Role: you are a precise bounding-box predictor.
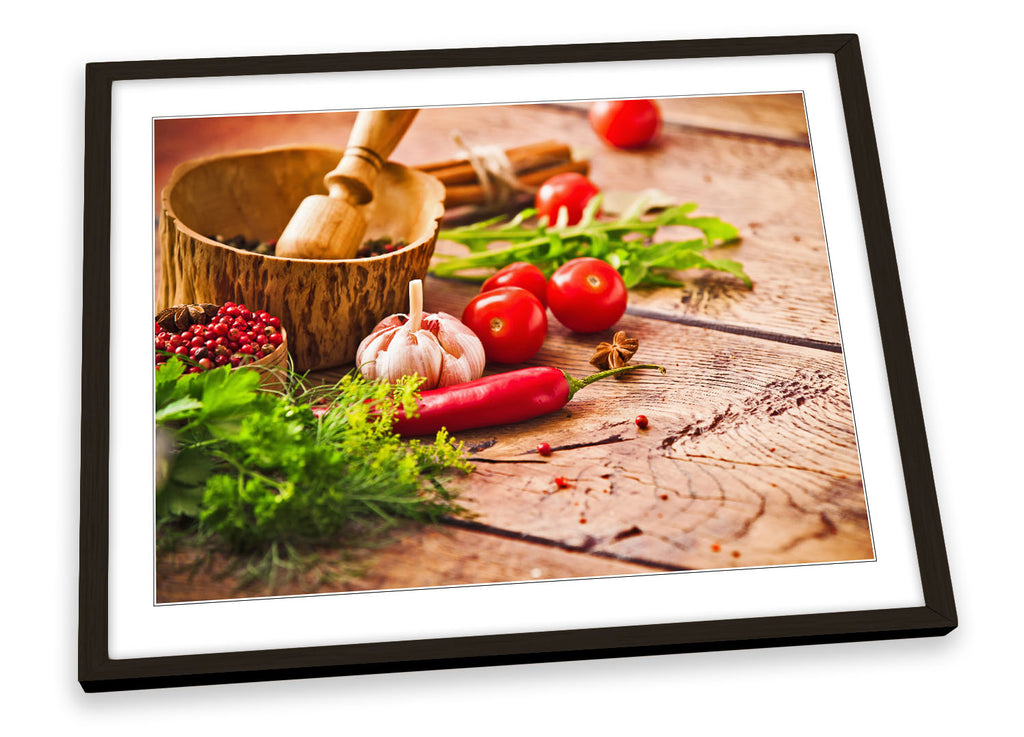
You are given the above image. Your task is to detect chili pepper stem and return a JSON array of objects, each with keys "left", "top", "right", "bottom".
[{"left": 563, "top": 364, "right": 666, "bottom": 399}]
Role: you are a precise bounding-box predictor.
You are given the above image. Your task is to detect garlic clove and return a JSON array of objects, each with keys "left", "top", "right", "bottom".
[
  {"left": 372, "top": 327, "right": 444, "bottom": 389},
  {"left": 355, "top": 324, "right": 401, "bottom": 381},
  {"left": 438, "top": 352, "right": 481, "bottom": 387},
  {"left": 430, "top": 312, "right": 486, "bottom": 387},
  {"left": 371, "top": 313, "right": 408, "bottom": 332}
]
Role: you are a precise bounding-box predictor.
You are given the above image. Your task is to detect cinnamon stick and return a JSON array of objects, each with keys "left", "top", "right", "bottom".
[
  {"left": 417, "top": 140, "right": 573, "bottom": 186},
  {"left": 414, "top": 139, "right": 589, "bottom": 208},
  {"left": 441, "top": 159, "right": 590, "bottom": 208}
]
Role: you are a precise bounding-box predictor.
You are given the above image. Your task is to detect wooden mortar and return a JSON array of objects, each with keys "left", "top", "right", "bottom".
[{"left": 158, "top": 145, "right": 445, "bottom": 371}]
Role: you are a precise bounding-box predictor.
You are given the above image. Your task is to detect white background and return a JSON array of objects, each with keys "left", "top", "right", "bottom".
[{"left": 1, "top": 1, "right": 1019, "bottom": 733}]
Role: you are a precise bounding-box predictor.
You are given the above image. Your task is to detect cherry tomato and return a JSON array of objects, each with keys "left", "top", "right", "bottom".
[
  {"left": 588, "top": 99, "right": 662, "bottom": 149},
  {"left": 534, "top": 172, "right": 600, "bottom": 226},
  {"left": 461, "top": 286, "right": 547, "bottom": 364},
  {"left": 546, "top": 257, "right": 627, "bottom": 333},
  {"left": 481, "top": 262, "right": 548, "bottom": 306}
]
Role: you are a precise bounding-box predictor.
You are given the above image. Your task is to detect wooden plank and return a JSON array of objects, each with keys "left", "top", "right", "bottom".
[
  {"left": 156, "top": 523, "right": 658, "bottom": 602},
  {"left": 657, "top": 93, "right": 810, "bottom": 144},
  {"left": 449, "top": 452, "right": 868, "bottom": 572},
  {"left": 316, "top": 293, "right": 870, "bottom": 571},
  {"left": 153, "top": 94, "right": 809, "bottom": 201},
  {"left": 431, "top": 219, "right": 840, "bottom": 349},
  {"left": 562, "top": 93, "right": 810, "bottom": 144},
  {"left": 408, "top": 104, "right": 836, "bottom": 343},
  {"left": 155, "top": 97, "right": 838, "bottom": 343}
]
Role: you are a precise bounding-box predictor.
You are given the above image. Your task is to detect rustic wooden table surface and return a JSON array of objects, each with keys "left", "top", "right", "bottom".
[{"left": 154, "top": 94, "right": 872, "bottom": 602}]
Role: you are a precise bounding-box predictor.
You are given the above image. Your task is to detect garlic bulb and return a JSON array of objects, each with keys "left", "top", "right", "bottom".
[{"left": 356, "top": 279, "right": 486, "bottom": 389}]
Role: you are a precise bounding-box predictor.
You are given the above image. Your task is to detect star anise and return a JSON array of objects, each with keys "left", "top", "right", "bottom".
[
  {"left": 155, "top": 303, "right": 219, "bottom": 333},
  {"left": 589, "top": 331, "right": 640, "bottom": 370}
]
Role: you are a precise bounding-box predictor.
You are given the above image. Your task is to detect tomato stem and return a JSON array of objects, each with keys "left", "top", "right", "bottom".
[{"left": 563, "top": 363, "right": 666, "bottom": 400}]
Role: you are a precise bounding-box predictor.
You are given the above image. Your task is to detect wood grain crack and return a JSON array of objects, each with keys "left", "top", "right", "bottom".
[
  {"left": 543, "top": 102, "right": 813, "bottom": 149},
  {"left": 536, "top": 432, "right": 630, "bottom": 454},
  {"left": 439, "top": 516, "right": 684, "bottom": 572},
  {"left": 625, "top": 305, "right": 842, "bottom": 353},
  {"left": 674, "top": 453, "right": 853, "bottom": 480}
]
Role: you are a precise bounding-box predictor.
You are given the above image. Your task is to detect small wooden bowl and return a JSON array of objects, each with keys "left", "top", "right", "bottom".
[
  {"left": 246, "top": 327, "right": 289, "bottom": 390},
  {"left": 155, "top": 304, "right": 289, "bottom": 389},
  {"left": 158, "top": 146, "right": 445, "bottom": 372}
]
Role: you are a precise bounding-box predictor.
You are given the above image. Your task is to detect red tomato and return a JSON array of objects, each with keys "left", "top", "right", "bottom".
[
  {"left": 588, "top": 99, "right": 662, "bottom": 149},
  {"left": 461, "top": 286, "right": 547, "bottom": 364},
  {"left": 534, "top": 172, "right": 600, "bottom": 226},
  {"left": 546, "top": 258, "right": 627, "bottom": 333},
  {"left": 481, "top": 262, "right": 548, "bottom": 306}
]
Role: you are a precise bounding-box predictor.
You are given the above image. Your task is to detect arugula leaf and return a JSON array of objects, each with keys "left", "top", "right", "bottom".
[
  {"left": 638, "top": 238, "right": 709, "bottom": 265},
  {"left": 703, "top": 257, "right": 752, "bottom": 288},
  {"left": 432, "top": 196, "right": 750, "bottom": 288},
  {"left": 647, "top": 250, "right": 753, "bottom": 288},
  {"left": 622, "top": 259, "right": 649, "bottom": 289},
  {"left": 679, "top": 216, "right": 740, "bottom": 242}
]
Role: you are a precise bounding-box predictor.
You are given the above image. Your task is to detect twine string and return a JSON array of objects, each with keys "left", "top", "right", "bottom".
[{"left": 451, "top": 131, "right": 536, "bottom": 208}]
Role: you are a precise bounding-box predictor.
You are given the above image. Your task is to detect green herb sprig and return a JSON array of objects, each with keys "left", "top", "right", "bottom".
[
  {"left": 155, "top": 358, "right": 471, "bottom": 559},
  {"left": 430, "top": 196, "right": 751, "bottom": 288}
]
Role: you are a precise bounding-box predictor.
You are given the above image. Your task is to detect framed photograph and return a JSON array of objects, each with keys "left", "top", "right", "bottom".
[{"left": 80, "top": 34, "right": 955, "bottom": 692}]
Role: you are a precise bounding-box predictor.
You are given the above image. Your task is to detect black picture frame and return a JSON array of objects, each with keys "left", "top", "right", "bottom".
[{"left": 80, "top": 33, "right": 955, "bottom": 693}]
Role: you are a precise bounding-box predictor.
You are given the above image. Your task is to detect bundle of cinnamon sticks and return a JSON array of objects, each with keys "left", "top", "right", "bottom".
[{"left": 414, "top": 139, "right": 589, "bottom": 209}]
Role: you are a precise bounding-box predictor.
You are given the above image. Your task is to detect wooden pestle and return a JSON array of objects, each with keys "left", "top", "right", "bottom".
[{"left": 275, "top": 109, "right": 419, "bottom": 260}]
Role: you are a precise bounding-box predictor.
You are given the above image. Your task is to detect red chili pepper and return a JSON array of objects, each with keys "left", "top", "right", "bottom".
[{"left": 390, "top": 363, "right": 665, "bottom": 437}]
